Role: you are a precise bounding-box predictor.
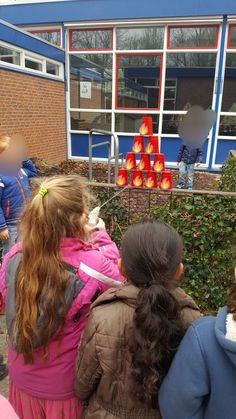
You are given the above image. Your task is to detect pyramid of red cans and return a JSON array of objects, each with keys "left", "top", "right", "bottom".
[{"left": 116, "top": 116, "right": 173, "bottom": 190}]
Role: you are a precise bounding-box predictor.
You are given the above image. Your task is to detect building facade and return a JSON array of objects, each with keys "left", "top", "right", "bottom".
[{"left": 1, "top": 0, "right": 236, "bottom": 170}]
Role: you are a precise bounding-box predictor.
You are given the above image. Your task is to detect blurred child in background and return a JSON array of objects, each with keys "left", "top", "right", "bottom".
[
  {"left": 176, "top": 144, "right": 202, "bottom": 190},
  {"left": 0, "top": 134, "right": 37, "bottom": 256}
]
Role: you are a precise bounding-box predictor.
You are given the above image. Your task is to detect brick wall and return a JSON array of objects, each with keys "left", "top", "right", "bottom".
[{"left": 0, "top": 68, "right": 67, "bottom": 164}]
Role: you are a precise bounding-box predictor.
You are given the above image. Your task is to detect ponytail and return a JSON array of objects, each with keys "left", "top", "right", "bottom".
[
  {"left": 129, "top": 283, "right": 184, "bottom": 403},
  {"left": 121, "top": 221, "right": 185, "bottom": 404}
]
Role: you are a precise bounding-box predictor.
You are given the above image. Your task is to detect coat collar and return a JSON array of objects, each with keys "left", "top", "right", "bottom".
[{"left": 91, "top": 282, "right": 200, "bottom": 312}]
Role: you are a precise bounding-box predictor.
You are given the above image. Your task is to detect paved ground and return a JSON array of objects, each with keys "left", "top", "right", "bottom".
[{"left": 0, "top": 314, "right": 8, "bottom": 398}]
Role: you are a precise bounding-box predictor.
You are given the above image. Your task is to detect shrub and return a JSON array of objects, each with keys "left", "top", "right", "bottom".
[
  {"left": 150, "top": 195, "right": 236, "bottom": 312},
  {"left": 219, "top": 155, "right": 236, "bottom": 192}
]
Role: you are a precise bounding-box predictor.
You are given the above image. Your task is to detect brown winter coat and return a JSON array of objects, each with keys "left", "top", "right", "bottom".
[{"left": 75, "top": 283, "right": 201, "bottom": 419}]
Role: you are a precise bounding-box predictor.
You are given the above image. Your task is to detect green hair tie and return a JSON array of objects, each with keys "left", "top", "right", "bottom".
[{"left": 38, "top": 187, "right": 48, "bottom": 197}]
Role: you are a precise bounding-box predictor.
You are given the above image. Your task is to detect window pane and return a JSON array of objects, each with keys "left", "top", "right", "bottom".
[
  {"left": 70, "top": 54, "right": 112, "bottom": 110},
  {"left": 229, "top": 26, "right": 236, "bottom": 47},
  {"left": 25, "top": 58, "right": 42, "bottom": 71},
  {"left": 46, "top": 61, "right": 60, "bottom": 76},
  {"left": 30, "top": 31, "right": 60, "bottom": 46},
  {"left": 162, "top": 114, "right": 184, "bottom": 134},
  {"left": 169, "top": 26, "right": 218, "bottom": 48},
  {"left": 117, "top": 27, "right": 164, "bottom": 50},
  {"left": 0, "top": 46, "right": 20, "bottom": 65},
  {"left": 117, "top": 55, "right": 161, "bottom": 109},
  {"left": 221, "top": 54, "right": 236, "bottom": 112},
  {"left": 71, "top": 111, "right": 111, "bottom": 131},
  {"left": 70, "top": 29, "right": 112, "bottom": 50},
  {"left": 115, "top": 114, "right": 159, "bottom": 133},
  {"left": 219, "top": 115, "right": 236, "bottom": 136},
  {"left": 165, "top": 53, "right": 216, "bottom": 110},
  {"left": 164, "top": 79, "right": 177, "bottom": 110}
]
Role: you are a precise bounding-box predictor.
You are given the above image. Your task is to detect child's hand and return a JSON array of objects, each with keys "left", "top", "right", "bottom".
[
  {"left": 85, "top": 218, "right": 105, "bottom": 234},
  {"left": 0, "top": 229, "right": 9, "bottom": 240}
]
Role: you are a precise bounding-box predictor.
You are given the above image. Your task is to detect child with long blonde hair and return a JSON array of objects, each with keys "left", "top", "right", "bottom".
[{"left": 0, "top": 175, "right": 123, "bottom": 419}]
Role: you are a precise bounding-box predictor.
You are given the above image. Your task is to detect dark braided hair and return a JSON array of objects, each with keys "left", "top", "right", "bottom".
[{"left": 121, "top": 221, "right": 185, "bottom": 404}]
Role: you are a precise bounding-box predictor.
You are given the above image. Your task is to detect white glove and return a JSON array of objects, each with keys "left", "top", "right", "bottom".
[
  {"left": 88, "top": 207, "right": 101, "bottom": 227},
  {"left": 96, "top": 218, "right": 105, "bottom": 230}
]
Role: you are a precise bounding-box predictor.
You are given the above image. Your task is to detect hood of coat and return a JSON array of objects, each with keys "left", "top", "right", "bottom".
[
  {"left": 215, "top": 306, "right": 236, "bottom": 367},
  {"left": 91, "top": 282, "right": 200, "bottom": 312}
]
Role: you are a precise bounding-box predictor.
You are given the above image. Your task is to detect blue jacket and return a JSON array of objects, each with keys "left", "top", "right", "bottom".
[
  {"left": 159, "top": 307, "right": 236, "bottom": 419},
  {"left": 177, "top": 145, "right": 202, "bottom": 165},
  {"left": 0, "top": 160, "right": 37, "bottom": 229}
]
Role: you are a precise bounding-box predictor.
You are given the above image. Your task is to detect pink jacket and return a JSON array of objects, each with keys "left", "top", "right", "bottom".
[{"left": 0, "top": 229, "right": 124, "bottom": 400}]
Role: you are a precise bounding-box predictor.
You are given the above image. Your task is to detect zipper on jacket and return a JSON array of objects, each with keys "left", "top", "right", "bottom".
[
  {"left": 15, "top": 177, "right": 27, "bottom": 204},
  {"left": 6, "top": 198, "right": 10, "bottom": 218}
]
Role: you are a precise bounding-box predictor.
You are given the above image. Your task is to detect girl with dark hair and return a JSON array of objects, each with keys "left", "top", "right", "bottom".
[{"left": 75, "top": 221, "right": 201, "bottom": 418}]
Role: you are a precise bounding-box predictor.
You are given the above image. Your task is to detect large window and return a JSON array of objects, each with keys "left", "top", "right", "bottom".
[
  {"left": 68, "top": 24, "right": 218, "bottom": 148},
  {"left": 116, "top": 54, "right": 162, "bottom": 109}
]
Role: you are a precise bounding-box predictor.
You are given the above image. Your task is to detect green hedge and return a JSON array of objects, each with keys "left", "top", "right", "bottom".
[
  {"left": 218, "top": 155, "right": 236, "bottom": 192},
  {"left": 149, "top": 195, "right": 235, "bottom": 312}
]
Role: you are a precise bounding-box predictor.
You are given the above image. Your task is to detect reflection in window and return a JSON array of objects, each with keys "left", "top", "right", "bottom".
[
  {"left": 29, "top": 30, "right": 60, "bottom": 46},
  {"left": 70, "top": 111, "right": 111, "bottom": 131},
  {"left": 117, "top": 55, "right": 161, "bottom": 109},
  {"left": 116, "top": 27, "right": 164, "bottom": 50},
  {"left": 162, "top": 114, "right": 184, "bottom": 135},
  {"left": 70, "top": 54, "right": 112, "bottom": 109},
  {"left": 168, "top": 26, "right": 218, "bottom": 48},
  {"left": 70, "top": 29, "right": 112, "bottom": 50},
  {"left": 221, "top": 53, "right": 236, "bottom": 112},
  {"left": 165, "top": 53, "right": 216, "bottom": 110},
  {"left": 0, "top": 46, "right": 20, "bottom": 65},
  {"left": 229, "top": 25, "right": 236, "bottom": 48},
  {"left": 219, "top": 115, "right": 236, "bottom": 137},
  {"left": 115, "top": 114, "right": 159, "bottom": 133},
  {"left": 25, "top": 58, "right": 42, "bottom": 71}
]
